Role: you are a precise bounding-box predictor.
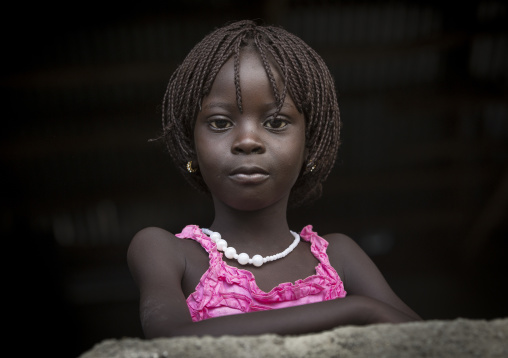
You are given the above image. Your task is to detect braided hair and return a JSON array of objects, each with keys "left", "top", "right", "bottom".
[{"left": 161, "top": 20, "right": 341, "bottom": 207}]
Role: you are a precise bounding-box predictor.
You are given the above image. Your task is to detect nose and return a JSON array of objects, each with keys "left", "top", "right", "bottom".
[{"left": 231, "top": 122, "right": 265, "bottom": 155}]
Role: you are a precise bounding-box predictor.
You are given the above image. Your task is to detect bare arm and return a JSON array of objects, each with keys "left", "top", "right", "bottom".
[
  {"left": 164, "top": 295, "right": 415, "bottom": 337},
  {"left": 128, "top": 227, "right": 419, "bottom": 339},
  {"left": 326, "top": 233, "right": 422, "bottom": 321}
]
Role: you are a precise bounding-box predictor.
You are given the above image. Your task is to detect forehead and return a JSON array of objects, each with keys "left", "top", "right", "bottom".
[{"left": 205, "top": 47, "right": 285, "bottom": 104}]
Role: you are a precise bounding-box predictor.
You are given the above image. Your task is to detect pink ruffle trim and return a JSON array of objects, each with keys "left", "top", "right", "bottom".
[{"left": 176, "top": 225, "right": 347, "bottom": 322}]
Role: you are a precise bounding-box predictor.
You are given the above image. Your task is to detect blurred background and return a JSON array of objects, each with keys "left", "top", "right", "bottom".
[{"left": 2, "top": 0, "right": 507, "bottom": 356}]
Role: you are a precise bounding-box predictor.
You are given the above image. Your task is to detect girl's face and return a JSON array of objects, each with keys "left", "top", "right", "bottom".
[{"left": 194, "top": 47, "right": 306, "bottom": 211}]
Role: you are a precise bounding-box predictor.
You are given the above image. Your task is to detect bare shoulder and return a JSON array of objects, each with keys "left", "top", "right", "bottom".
[
  {"left": 323, "top": 232, "right": 356, "bottom": 244},
  {"left": 127, "top": 226, "right": 209, "bottom": 290},
  {"left": 128, "top": 227, "right": 180, "bottom": 260},
  {"left": 321, "top": 232, "right": 371, "bottom": 284},
  {"left": 323, "top": 232, "right": 363, "bottom": 258},
  {"left": 127, "top": 227, "right": 187, "bottom": 284},
  {"left": 130, "top": 226, "right": 174, "bottom": 244}
]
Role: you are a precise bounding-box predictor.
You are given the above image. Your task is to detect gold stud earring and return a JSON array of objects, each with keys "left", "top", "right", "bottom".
[
  {"left": 307, "top": 161, "right": 316, "bottom": 173},
  {"left": 186, "top": 161, "right": 198, "bottom": 173}
]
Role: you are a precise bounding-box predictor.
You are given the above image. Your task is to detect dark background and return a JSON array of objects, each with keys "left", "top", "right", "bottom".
[{"left": 2, "top": 1, "right": 507, "bottom": 357}]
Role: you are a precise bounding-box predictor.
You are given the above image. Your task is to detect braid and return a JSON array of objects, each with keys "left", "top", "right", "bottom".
[
  {"left": 254, "top": 34, "right": 281, "bottom": 105},
  {"left": 161, "top": 20, "right": 341, "bottom": 206},
  {"left": 233, "top": 37, "right": 243, "bottom": 112}
]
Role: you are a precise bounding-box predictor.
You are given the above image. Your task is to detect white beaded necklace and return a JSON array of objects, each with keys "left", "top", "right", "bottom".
[{"left": 201, "top": 228, "right": 300, "bottom": 267}]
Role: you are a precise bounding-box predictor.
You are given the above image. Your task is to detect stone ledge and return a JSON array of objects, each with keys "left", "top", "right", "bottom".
[{"left": 80, "top": 318, "right": 508, "bottom": 358}]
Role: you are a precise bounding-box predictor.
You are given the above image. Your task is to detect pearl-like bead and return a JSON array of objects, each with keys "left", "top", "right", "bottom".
[
  {"left": 216, "top": 239, "right": 228, "bottom": 251},
  {"left": 224, "top": 247, "right": 237, "bottom": 259},
  {"left": 210, "top": 232, "right": 221, "bottom": 242},
  {"left": 251, "top": 254, "right": 264, "bottom": 267},
  {"left": 237, "top": 253, "right": 250, "bottom": 265}
]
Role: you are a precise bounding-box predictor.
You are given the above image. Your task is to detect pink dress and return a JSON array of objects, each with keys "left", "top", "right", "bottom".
[{"left": 176, "top": 225, "right": 347, "bottom": 322}]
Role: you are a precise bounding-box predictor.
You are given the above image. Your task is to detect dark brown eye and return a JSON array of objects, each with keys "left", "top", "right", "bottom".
[
  {"left": 264, "top": 117, "right": 288, "bottom": 129},
  {"left": 209, "top": 119, "right": 232, "bottom": 129}
]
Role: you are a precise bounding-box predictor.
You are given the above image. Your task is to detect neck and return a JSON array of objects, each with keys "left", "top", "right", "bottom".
[{"left": 208, "top": 196, "right": 293, "bottom": 252}]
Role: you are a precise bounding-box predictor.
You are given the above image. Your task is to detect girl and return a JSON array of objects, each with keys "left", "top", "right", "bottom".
[{"left": 127, "top": 20, "right": 421, "bottom": 338}]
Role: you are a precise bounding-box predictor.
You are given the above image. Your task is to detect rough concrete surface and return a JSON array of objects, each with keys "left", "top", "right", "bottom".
[{"left": 80, "top": 318, "right": 508, "bottom": 358}]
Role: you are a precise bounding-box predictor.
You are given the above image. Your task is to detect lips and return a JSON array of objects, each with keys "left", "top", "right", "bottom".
[{"left": 229, "top": 166, "right": 269, "bottom": 184}]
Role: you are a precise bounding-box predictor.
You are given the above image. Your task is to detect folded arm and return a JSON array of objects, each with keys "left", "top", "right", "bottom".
[
  {"left": 128, "top": 227, "right": 420, "bottom": 338},
  {"left": 142, "top": 293, "right": 416, "bottom": 338}
]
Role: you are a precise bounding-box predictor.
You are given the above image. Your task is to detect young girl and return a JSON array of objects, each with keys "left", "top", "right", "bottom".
[{"left": 127, "top": 20, "right": 421, "bottom": 338}]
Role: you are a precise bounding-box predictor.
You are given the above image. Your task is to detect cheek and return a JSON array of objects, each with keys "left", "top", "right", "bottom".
[
  {"left": 279, "top": 137, "right": 306, "bottom": 175},
  {"left": 291, "top": 131, "right": 307, "bottom": 163},
  {"left": 195, "top": 139, "right": 228, "bottom": 181}
]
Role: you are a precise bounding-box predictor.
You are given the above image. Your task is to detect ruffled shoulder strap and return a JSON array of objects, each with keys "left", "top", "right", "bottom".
[
  {"left": 175, "top": 225, "right": 218, "bottom": 256},
  {"left": 299, "top": 225, "right": 332, "bottom": 267}
]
